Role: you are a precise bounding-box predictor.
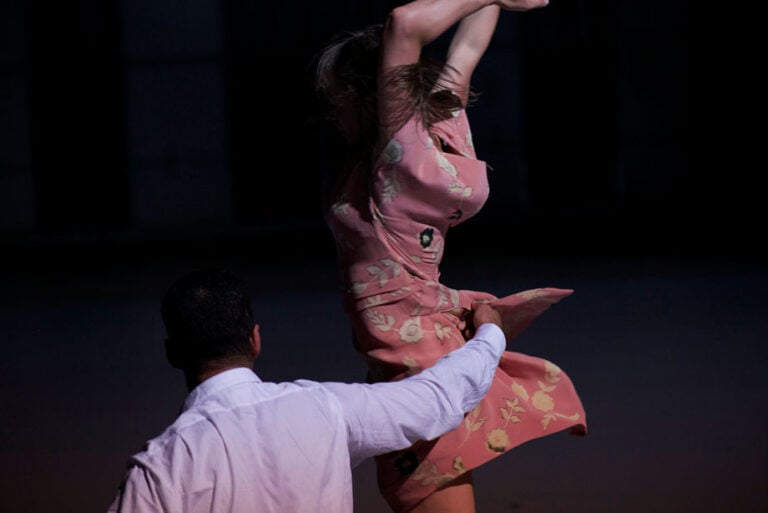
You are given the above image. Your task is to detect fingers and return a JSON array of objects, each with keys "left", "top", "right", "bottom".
[
  {"left": 496, "top": 0, "right": 549, "bottom": 12},
  {"left": 470, "top": 301, "right": 502, "bottom": 329}
]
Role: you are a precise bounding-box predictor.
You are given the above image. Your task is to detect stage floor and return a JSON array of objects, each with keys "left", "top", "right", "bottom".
[{"left": 1, "top": 252, "right": 765, "bottom": 513}]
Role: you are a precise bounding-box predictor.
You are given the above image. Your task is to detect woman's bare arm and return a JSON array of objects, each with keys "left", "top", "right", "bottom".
[
  {"left": 443, "top": 5, "right": 500, "bottom": 106},
  {"left": 378, "top": 0, "right": 548, "bottom": 135}
]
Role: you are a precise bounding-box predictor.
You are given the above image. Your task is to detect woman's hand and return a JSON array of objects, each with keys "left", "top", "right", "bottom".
[{"left": 495, "top": 0, "right": 549, "bottom": 11}]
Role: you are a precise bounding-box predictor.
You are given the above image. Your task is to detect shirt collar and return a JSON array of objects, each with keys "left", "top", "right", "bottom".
[{"left": 182, "top": 367, "right": 262, "bottom": 412}]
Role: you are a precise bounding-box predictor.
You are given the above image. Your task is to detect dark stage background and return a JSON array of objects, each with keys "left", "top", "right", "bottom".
[
  {"left": 3, "top": 2, "right": 763, "bottom": 513},
  {"left": 3, "top": 0, "right": 701, "bottom": 257}
]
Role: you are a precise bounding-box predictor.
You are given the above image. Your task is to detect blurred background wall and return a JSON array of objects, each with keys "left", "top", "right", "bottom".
[{"left": 1, "top": 0, "right": 699, "bottom": 264}]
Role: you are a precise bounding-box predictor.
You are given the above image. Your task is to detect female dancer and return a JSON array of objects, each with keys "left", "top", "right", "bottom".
[{"left": 313, "top": 1, "right": 587, "bottom": 511}]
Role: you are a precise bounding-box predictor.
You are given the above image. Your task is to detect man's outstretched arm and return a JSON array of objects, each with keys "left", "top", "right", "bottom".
[{"left": 325, "top": 303, "right": 505, "bottom": 467}]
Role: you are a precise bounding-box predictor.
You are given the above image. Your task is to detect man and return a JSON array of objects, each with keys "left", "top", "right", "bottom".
[{"left": 107, "top": 268, "right": 505, "bottom": 513}]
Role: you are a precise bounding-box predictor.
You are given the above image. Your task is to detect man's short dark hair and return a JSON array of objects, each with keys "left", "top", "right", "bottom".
[{"left": 161, "top": 269, "right": 254, "bottom": 366}]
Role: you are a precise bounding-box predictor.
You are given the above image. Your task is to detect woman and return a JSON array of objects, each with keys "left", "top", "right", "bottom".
[{"left": 313, "top": 1, "right": 587, "bottom": 512}]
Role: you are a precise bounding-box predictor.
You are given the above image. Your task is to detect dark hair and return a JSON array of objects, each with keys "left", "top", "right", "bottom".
[
  {"left": 315, "top": 24, "right": 383, "bottom": 111},
  {"left": 312, "top": 23, "right": 470, "bottom": 206},
  {"left": 161, "top": 269, "right": 254, "bottom": 367},
  {"left": 314, "top": 24, "right": 467, "bottom": 129}
]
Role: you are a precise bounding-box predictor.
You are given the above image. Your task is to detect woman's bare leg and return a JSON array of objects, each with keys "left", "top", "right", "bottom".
[{"left": 408, "top": 471, "right": 475, "bottom": 513}]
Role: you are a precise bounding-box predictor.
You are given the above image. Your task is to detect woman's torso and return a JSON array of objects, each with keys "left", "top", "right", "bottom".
[{"left": 325, "top": 107, "right": 490, "bottom": 311}]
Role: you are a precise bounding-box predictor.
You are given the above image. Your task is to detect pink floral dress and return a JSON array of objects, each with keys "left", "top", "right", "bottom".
[{"left": 325, "top": 105, "right": 587, "bottom": 512}]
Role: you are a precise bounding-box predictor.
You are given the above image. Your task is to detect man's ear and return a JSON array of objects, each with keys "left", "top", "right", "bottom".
[
  {"left": 250, "top": 324, "right": 261, "bottom": 360},
  {"left": 164, "top": 337, "right": 184, "bottom": 369}
]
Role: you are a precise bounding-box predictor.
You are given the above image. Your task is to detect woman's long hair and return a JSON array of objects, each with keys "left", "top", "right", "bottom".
[{"left": 312, "top": 24, "right": 474, "bottom": 206}]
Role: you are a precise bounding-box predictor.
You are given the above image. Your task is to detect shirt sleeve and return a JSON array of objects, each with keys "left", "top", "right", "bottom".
[
  {"left": 107, "top": 464, "right": 171, "bottom": 513},
  {"left": 323, "top": 323, "right": 505, "bottom": 468}
]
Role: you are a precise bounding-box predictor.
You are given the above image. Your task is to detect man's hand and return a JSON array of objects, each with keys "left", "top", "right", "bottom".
[
  {"left": 471, "top": 302, "right": 502, "bottom": 329},
  {"left": 461, "top": 301, "right": 502, "bottom": 340}
]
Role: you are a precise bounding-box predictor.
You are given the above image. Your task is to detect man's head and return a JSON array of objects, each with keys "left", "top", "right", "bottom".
[{"left": 161, "top": 269, "right": 260, "bottom": 384}]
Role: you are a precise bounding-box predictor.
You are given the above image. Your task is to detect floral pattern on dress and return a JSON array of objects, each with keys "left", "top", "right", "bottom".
[
  {"left": 508, "top": 361, "right": 583, "bottom": 431},
  {"left": 325, "top": 109, "right": 586, "bottom": 512},
  {"left": 398, "top": 317, "right": 424, "bottom": 343},
  {"left": 486, "top": 428, "right": 511, "bottom": 453},
  {"left": 382, "top": 139, "right": 404, "bottom": 164},
  {"left": 411, "top": 456, "right": 467, "bottom": 489},
  {"left": 436, "top": 151, "right": 458, "bottom": 177},
  {"left": 364, "top": 258, "right": 401, "bottom": 288}
]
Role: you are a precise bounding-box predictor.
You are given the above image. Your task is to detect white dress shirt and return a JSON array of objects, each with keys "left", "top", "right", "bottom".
[{"left": 107, "top": 323, "right": 504, "bottom": 513}]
